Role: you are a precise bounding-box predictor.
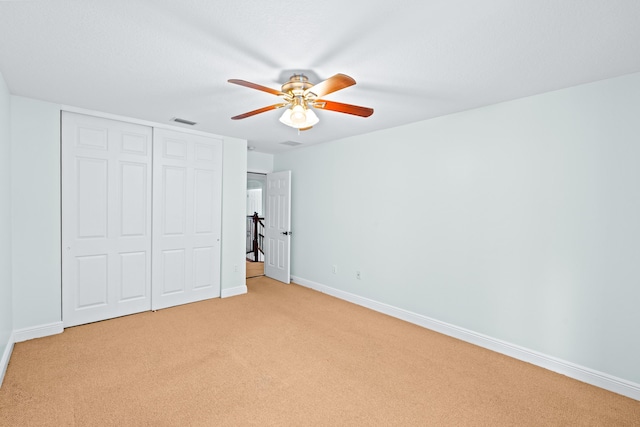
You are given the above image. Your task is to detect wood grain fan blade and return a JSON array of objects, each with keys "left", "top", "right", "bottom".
[
  {"left": 231, "top": 103, "right": 288, "bottom": 120},
  {"left": 304, "top": 73, "right": 356, "bottom": 98},
  {"left": 228, "top": 79, "right": 286, "bottom": 96},
  {"left": 313, "top": 100, "right": 374, "bottom": 117}
]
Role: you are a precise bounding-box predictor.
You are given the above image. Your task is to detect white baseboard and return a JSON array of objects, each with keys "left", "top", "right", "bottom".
[
  {"left": 0, "top": 333, "right": 14, "bottom": 388},
  {"left": 13, "top": 322, "right": 63, "bottom": 343},
  {"left": 221, "top": 285, "right": 247, "bottom": 298},
  {"left": 292, "top": 275, "right": 640, "bottom": 402}
]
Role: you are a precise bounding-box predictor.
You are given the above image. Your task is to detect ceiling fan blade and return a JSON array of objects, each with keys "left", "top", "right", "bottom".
[
  {"left": 312, "top": 100, "right": 374, "bottom": 117},
  {"left": 304, "top": 73, "right": 356, "bottom": 98},
  {"left": 231, "top": 103, "right": 288, "bottom": 120},
  {"left": 228, "top": 79, "right": 286, "bottom": 96}
]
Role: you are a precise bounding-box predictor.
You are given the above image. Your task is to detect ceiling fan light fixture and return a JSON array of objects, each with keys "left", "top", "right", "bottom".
[
  {"left": 229, "top": 73, "right": 373, "bottom": 130},
  {"left": 279, "top": 105, "right": 319, "bottom": 129}
]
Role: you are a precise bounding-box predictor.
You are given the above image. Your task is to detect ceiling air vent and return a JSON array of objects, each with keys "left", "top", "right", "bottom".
[
  {"left": 171, "top": 117, "right": 197, "bottom": 126},
  {"left": 280, "top": 141, "right": 303, "bottom": 147}
]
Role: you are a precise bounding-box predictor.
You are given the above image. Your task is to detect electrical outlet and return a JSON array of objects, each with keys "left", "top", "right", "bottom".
[
  {"left": 332, "top": 265, "right": 338, "bottom": 274},
  {"left": 356, "top": 271, "right": 361, "bottom": 280},
  {"left": 234, "top": 264, "right": 239, "bottom": 272}
]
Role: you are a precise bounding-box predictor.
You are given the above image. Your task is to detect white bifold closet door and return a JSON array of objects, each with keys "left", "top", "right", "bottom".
[
  {"left": 151, "top": 128, "right": 222, "bottom": 310},
  {"left": 62, "top": 113, "right": 223, "bottom": 327},
  {"left": 62, "top": 112, "right": 153, "bottom": 327}
]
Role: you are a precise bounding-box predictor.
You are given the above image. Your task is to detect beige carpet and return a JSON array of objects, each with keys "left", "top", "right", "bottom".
[{"left": 1, "top": 276, "right": 638, "bottom": 426}]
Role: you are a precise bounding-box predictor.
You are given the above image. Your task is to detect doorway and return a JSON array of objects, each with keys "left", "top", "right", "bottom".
[{"left": 246, "top": 172, "right": 266, "bottom": 277}]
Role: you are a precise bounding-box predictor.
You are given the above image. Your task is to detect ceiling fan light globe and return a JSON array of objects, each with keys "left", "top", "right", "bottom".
[
  {"left": 304, "top": 108, "right": 319, "bottom": 127},
  {"left": 290, "top": 105, "right": 307, "bottom": 125},
  {"left": 279, "top": 106, "right": 319, "bottom": 129}
]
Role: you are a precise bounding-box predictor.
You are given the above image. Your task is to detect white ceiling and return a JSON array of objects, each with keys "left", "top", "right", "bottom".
[{"left": 1, "top": 1, "right": 640, "bottom": 154}]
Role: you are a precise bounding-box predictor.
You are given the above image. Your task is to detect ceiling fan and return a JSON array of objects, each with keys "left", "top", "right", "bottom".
[{"left": 228, "top": 73, "right": 373, "bottom": 131}]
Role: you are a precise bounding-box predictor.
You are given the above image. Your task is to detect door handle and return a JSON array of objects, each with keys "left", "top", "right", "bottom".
[{"left": 281, "top": 231, "right": 292, "bottom": 236}]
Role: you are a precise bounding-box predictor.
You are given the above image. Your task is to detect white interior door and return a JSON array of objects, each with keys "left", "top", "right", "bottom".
[
  {"left": 62, "top": 112, "right": 152, "bottom": 327},
  {"left": 152, "top": 128, "right": 222, "bottom": 310},
  {"left": 265, "top": 171, "right": 291, "bottom": 283}
]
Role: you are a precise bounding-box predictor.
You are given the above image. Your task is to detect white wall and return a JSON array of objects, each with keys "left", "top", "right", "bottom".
[
  {"left": 247, "top": 150, "right": 273, "bottom": 173},
  {"left": 0, "top": 72, "right": 13, "bottom": 379},
  {"left": 9, "top": 97, "right": 248, "bottom": 330},
  {"left": 11, "top": 97, "right": 61, "bottom": 329},
  {"left": 221, "top": 136, "right": 248, "bottom": 292},
  {"left": 274, "top": 72, "right": 640, "bottom": 386}
]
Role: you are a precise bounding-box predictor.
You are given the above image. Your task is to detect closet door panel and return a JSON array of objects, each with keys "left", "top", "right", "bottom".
[
  {"left": 62, "top": 112, "right": 152, "bottom": 327},
  {"left": 152, "top": 129, "right": 222, "bottom": 310}
]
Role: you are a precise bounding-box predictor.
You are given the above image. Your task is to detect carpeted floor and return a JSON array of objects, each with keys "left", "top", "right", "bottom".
[{"left": 0, "top": 276, "right": 638, "bottom": 426}]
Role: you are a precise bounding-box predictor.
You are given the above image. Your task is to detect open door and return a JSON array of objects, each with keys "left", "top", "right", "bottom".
[{"left": 264, "top": 170, "right": 291, "bottom": 283}]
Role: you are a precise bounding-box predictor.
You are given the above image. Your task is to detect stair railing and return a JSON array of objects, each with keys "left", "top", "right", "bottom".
[{"left": 246, "top": 212, "right": 265, "bottom": 262}]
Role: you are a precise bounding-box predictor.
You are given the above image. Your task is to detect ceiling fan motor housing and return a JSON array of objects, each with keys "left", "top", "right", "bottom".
[{"left": 281, "top": 74, "right": 314, "bottom": 95}]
